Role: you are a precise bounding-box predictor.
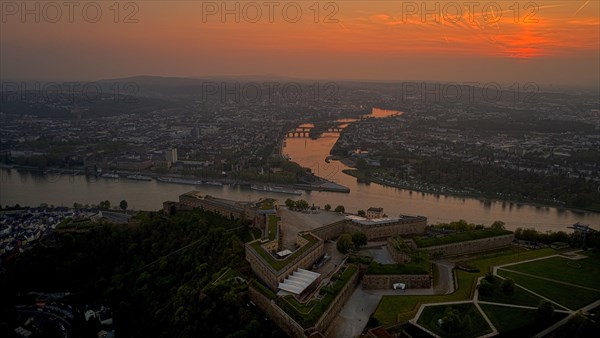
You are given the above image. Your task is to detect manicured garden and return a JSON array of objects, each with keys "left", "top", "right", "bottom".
[
  {"left": 497, "top": 270, "right": 600, "bottom": 310},
  {"left": 502, "top": 256, "right": 600, "bottom": 289},
  {"left": 480, "top": 304, "right": 567, "bottom": 336},
  {"left": 416, "top": 303, "right": 492, "bottom": 338},
  {"left": 477, "top": 275, "right": 543, "bottom": 307},
  {"left": 373, "top": 247, "right": 555, "bottom": 326}
]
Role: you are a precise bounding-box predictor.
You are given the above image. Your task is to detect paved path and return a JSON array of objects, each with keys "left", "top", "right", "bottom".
[
  {"left": 472, "top": 277, "right": 499, "bottom": 337},
  {"left": 326, "top": 285, "right": 387, "bottom": 338},
  {"left": 477, "top": 301, "right": 570, "bottom": 313},
  {"left": 401, "top": 251, "right": 600, "bottom": 337},
  {"left": 432, "top": 260, "right": 455, "bottom": 295},
  {"left": 533, "top": 299, "right": 600, "bottom": 337},
  {"left": 365, "top": 246, "right": 395, "bottom": 264},
  {"left": 497, "top": 268, "right": 600, "bottom": 292},
  {"left": 409, "top": 300, "right": 474, "bottom": 338}
]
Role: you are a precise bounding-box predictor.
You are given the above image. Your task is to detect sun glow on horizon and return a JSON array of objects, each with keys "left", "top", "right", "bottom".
[{"left": 1, "top": 0, "right": 598, "bottom": 84}]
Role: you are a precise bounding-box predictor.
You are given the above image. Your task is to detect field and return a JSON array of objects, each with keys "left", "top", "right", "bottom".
[
  {"left": 496, "top": 253, "right": 600, "bottom": 310},
  {"left": 501, "top": 256, "right": 600, "bottom": 289},
  {"left": 480, "top": 304, "right": 567, "bottom": 335},
  {"left": 497, "top": 270, "right": 600, "bottom": 310},
  {"left": 477, "top": 276, "right": 543, "bottom": 307},
  {"left": 373, "top": 247, "right": 555, "bottom": 326},
  {"left": 416, "top": 303, "right": 492, "bottom": 338}
]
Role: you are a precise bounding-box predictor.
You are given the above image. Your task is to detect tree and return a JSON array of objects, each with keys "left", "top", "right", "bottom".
[
  {"left": 336, "top": 234, "right": 354, "bottom": 253},
  {"left": 356, "top": 158, "right": 368, "bottom": 170},
  {"left": 440, "top": 307, "right": 461, "bottom": 333},
  {"left": 501, "top": 278, "right": 515, "bottom": 295},
  {"left": 491, "top": 220, "right": 506, "bottom": 230},
  {"left": 285, "top": 198, "right": 295, "bottom": 209},
  {"left": 334, "top": 205, "right": 345, "bottom": 213},
  {"left": 537, "top": 300, "right": 555, "bottom": 319},
  {"left": 478, "top": 279, "right": 494, "bottom": 297},
  {"left": 323, "top": 204, "right": 331, "bottom": 211},
  {"left": 295, "top": 199, "right": 309, "bottom": 210},
  {"left": 120, "top": 200, "right": 128, "bottom": 210},
  {"left": 351, "top": 232, "right": 368, "bottom": 249},
  {"left": 62, "top": 233, "right": 74, "bottom": 248},
  {"left": 99, "top": 200, "right": 111, "bottom": 210},
  {"left": 555, "top": 311, "right": 599, "bottom": 338},
  {"left": 357, "top": 210, "right": 366, "bottom": 217}
]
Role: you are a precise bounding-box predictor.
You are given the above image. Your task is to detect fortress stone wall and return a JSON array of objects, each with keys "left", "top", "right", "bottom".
[
  {"left": 362, "top": 274, "right": 431, "bottom": 290},
  {"left": 309, "top": 216, "right": 427, "bottom": 242},
  {"left": 419, "top": 234, "right": 515, "bottom": 258},
  {"left": 315, "top": 268, "right": 360, "bottom": 336},
  {"left": 386, "top": 238, "right": 412, "bottom": 263},
  {"left": 248, "top": 286, "right": 306, "bottom": 337},
  {"left": 347, "top": 216, "right": 427, "bottom": 240}
]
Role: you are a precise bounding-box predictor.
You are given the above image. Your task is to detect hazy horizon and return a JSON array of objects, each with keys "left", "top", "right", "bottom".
[{"left": 2, "top": 1, "right": 599, "bottom": 87}]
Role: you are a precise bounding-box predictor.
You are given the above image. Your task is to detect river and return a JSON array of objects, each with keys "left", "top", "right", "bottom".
[{"left": 1, "top": 107, "right": 598, "bottom": 232}]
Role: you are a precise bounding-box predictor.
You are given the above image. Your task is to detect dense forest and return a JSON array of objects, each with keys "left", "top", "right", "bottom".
[{"left": 0, "top": 209, "right": 282, "bottom": 337}]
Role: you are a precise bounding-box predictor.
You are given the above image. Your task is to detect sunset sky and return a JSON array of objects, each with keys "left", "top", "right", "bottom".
[{"left": 1, "top": 0, "right": 599, "bottom": 86}]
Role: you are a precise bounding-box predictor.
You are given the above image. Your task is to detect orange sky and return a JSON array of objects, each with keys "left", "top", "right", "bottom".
[{"left": 1, "top": 1, "right": 599, "bottom": 86}]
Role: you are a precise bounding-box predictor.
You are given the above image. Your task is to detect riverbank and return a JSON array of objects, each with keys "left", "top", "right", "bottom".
[
  {"left": 2, "top": 165, "right": 351, "bottom": 195},
  {"left": 341, "top": 168, "right": 600, "bottom": 215}
]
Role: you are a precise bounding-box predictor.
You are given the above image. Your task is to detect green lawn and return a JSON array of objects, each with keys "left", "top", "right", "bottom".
[
  {"left": 503, "top": 256, "right": 600, "bottom": 290},
  {"left": 477, "top": 276, "right": 543, "bottom": 307},
  {"left": 416, "top": 303, "right": 492, "bottom": 338},
  {"left": 249, "top": 232, "right": 320, "bottom": 271},
  {"left": 366, "top": 260, "right": 430, "bottom": 275},
  {"left": 480, "top": 304, "right": 567, "bottom": 336},
  {"left": 268, "top": 215, "right": 278, "bottom": 241},
  {"left": 413, "top": 229, "right": 512, "bottom": 248},
  {"left": 373, "top": 248, "right": 555, "bottom": 326},
  {"left": 497, "top": 270, "right": 600, "bottom": 310}
]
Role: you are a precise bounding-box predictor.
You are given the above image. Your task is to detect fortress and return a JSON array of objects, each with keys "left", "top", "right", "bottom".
[
  {"left": 245, "top": 205, "right": 427, "bottom": 296},
  {"left": 310, "top": 214, "right": 427, "bottom": 242},
  {"left": 166, "top": 191, "right": 515, "bottom": 337}
]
